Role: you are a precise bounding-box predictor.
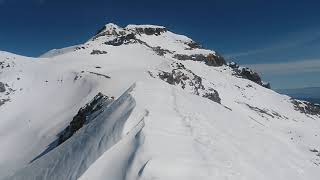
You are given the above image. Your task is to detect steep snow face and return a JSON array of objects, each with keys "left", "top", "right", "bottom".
[
  {"left": 4, "top": 85, "right": 140, "bottom": 180},
  {"left": 1, "top": 23, "right": 320, "bottom": 180}
]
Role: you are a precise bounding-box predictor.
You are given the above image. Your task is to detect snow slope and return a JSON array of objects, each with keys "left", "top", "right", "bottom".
[{"left": 1, "top": 23, "right": 320, "bottom": 180}]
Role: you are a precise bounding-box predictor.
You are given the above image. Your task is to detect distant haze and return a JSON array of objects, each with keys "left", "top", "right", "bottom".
[{"left": 276, "top": 87, "right": 320, "bottom": 104}]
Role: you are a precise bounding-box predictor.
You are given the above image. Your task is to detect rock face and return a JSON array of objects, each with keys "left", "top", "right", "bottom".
[
  {"left": 0, "top": 98, "right": 9, "bottom": 106},
  {"left": 185, "top": 41, "right": 202, "bottom": 49},
  {"left": 227, "top": 62, "right": 271, "bottom": 89},
  {"left": 90, "top": 50, "right": 108, "bottom": 55},
  {"left": 240, "top": 67, "right": 262, "bottom": 84},
  {"left": 93, "top": 23, "right": 126, "bottom": 40},
  {"left": 154, "top": 62, "right": 221, "bottom": 104},
  {"left": 0, "top": 82, "right": 5, "bottom": 93},
  {"left": 157, "top": 63, "right": 204, "bottom": 94},
  {"left": 58, "top": 93, "right": 113, "bottom": 145},
  {"left": 292, "top": 99, "right": 320, "bottom": 116},
  {"left": 151, "top": 46, "right": 173, "bottom": 56},
  {"left": 124, "top": 25, "right": 167, "bottom": 35},
  {"left": 132, "top": 27, "right": 167, "bottom": 35},
  {"left": 104, "top": 33, "right": 136, "bottom": 46},
  {"left": 173, "top": 53, "right": 225, "bottom": 67},
  {"left": 203, "top": 90, "right": 221, "bottom": 104}
]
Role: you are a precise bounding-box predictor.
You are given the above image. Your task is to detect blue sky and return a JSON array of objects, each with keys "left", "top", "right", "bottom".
[{"left": 0, "top": 0, "right": 320, "bottom": 89}]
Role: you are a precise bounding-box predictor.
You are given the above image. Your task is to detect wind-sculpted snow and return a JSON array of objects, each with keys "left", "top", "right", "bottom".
[
  {"left": 4, "top": 84, "right": 139, "bottom": 180},
  {"left": 78, "top": 111, "right": 146, "bottom": 180}
]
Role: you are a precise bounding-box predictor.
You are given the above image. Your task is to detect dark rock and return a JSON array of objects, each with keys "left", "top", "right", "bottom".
[
  {"left": 58, "top": 93, "right": 113, "bottom": 145},
  {"left": 75, "top": 46, "right": 86, "bottom": 50},
  {"left": 104, "top": 33, "right": 174, "bottom": 57},
  {"left": 105, "top": 33, "right": 136, "bottom": 46},
  {"left": 152, "top": 46, "right": 173, "bottom": 56},
  {"left": 240, "top": 68, "right": 262, "bottom": 85},
  {"left": 91, "top": 50, "right": 108, "bottom": 55},
  {"left": 88, "top": 71, "right": 111, "bottom": 79},
  {"left": 0, "top": 98, "right": 9, "bottom": 106},
  {"left": 310, "top": 149, "right": 319, "bottom": 153},
  {"left": 30, "top": 92, "right": 115, "bottom": 163},
  {"left": 0, "top": 82, "right": 5, "bottom": 93},
  {"left": 292, "top": 99, "right": 320, "bottom": 116},
  {"left": 185, "top": 41, "right": 202, "bottom": 49},
  {"left": 157, "top": 63, "right": 221, "bottom": 103},
  {"left": 203, "top": 90, "right": 221, "bottom": 104},
  {"left": 205, "top": 53, "right": 226, "bottom": 66},
  {"left": 262, "top": 82, "right": 271, "bottom": 89},
  {"left": 244, "top": 103, "right": 275, "bottom": 118},
  {"left": 133, "top": 27, "right": 167, "bottom": 36},
  {"left": 227, "top": 62, "right": 271, "bottom": 89},
  {"left": 158, "top": 63, "right": 204, "bottom": 94},
  {"left": 173, "top": 53, "right": 225, "bottom": 67}
]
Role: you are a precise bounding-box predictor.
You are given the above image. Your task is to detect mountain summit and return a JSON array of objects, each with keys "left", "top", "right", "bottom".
[{"left": 0, "top": 23, "right": 319, "bottom": 180}]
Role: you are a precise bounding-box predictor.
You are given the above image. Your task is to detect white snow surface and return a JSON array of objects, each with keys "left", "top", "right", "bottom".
[{"left": 0, "top": 23, "right": 320, "bottom": 180}]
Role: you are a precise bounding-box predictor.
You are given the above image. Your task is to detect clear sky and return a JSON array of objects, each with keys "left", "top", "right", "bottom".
[{"left": 0, "top": 0, "right": 319, "bottom": 89}]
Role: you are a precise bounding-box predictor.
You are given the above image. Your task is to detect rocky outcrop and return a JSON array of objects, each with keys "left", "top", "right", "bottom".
[
  {"left": 58, "top": 93, "right": 113, "bottom": 145},
  {"left": 0, "top": 82, "right": 5, "bottom": 93},
  {"left": 88, "top": 71, "right": 111, "bottom": 79},
  {"left": 104, "top": 33, "right": 173, "bottom": 56},
  {"left": 158, "top": 63, "right": 204, "bottom": 95},
  {"left": 173, "top": 53, "right": 225, "bottom": 67},
  {"left": 240, "top": 67, "right": 262, "bottom": 85},
  {"left": 203, "top": 90, "right": 221, "bottom": 104},
  {"left": 292, "top": 99, "right": 320, "bottom": 116},
  {"left": 131, "top": 27, "right": 167, "bottom": 36},
  {"left": 91, "top": 50, "right": 108, "bottom": 55},
  {"left": 104, "top": 33, "right": 136, "bottom": 46},
  {"left": 0, "top": 98, "right": 9, "bottom": 106},
  {"left": 261, "top": 81, "right": 271, "bottom": 89},
  {"left": 185, "top": 41, "right": 202, "bottom": 49},
  {"left": 227, "top": 62, "right": 271, "bottom": 89},
  {"left": 151, "top": 46, "right": 173, "bottom": 56},
  {"left": 154, "top": 62, "right": 221, "bottom": 104}
]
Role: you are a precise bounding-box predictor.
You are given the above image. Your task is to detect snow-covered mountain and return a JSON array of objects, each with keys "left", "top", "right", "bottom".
[{"left": 1, "top": 23, "right": 320, "bottom": 180}]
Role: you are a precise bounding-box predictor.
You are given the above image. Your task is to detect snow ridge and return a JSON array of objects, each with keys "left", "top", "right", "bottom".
[{"left": 4, "top": 84, "right": 142, "bottom": 180}]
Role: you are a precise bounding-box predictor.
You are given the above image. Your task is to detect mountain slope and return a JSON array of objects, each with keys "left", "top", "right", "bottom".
[{"left": 0, "top": 23, "right": 320, "bottom": 180}]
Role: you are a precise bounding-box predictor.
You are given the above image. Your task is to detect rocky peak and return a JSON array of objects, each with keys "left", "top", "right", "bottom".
[
  {"left": 93, "top": 23, "right": 168, "bottom": 41},
  {"left": 94, "top": 23, "right": 126, "bottom": 40},
  {"left": 96, "top": 23, "right": 122, "bottom": 35}
]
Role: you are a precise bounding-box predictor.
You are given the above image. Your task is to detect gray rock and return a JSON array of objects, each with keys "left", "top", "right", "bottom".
[
  {"left": 157, "top": 63, "right": 221, "bottom": 104},
  {"left": 91, "top": 50, "right": 108, "bottom": 55},
  {"left": 173, "top": 53, "right": 225, "bottom": 67},
  {"left": 134, "top": 27, "right": 167, "bottom": 35},
  {"left": 0, "top": 82, "right": 6, "bottom": 93},
  {"left": 203, "top": 90, "right": 221, "bottom": 104},
  {"left": 292, "top": 99, "right": 320, "bottom": 116},
  {"left": 105, "top": 33, "right": 136, "bottom": 46},
  {"left": 152, "top": 46, "right": 173, "bottom": 56},
  {"left": 185, "top": 41, "right": 202, "bottom": 49},
  {"left": 227, "top": 63, "right": 271, "bottom": 89}
]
